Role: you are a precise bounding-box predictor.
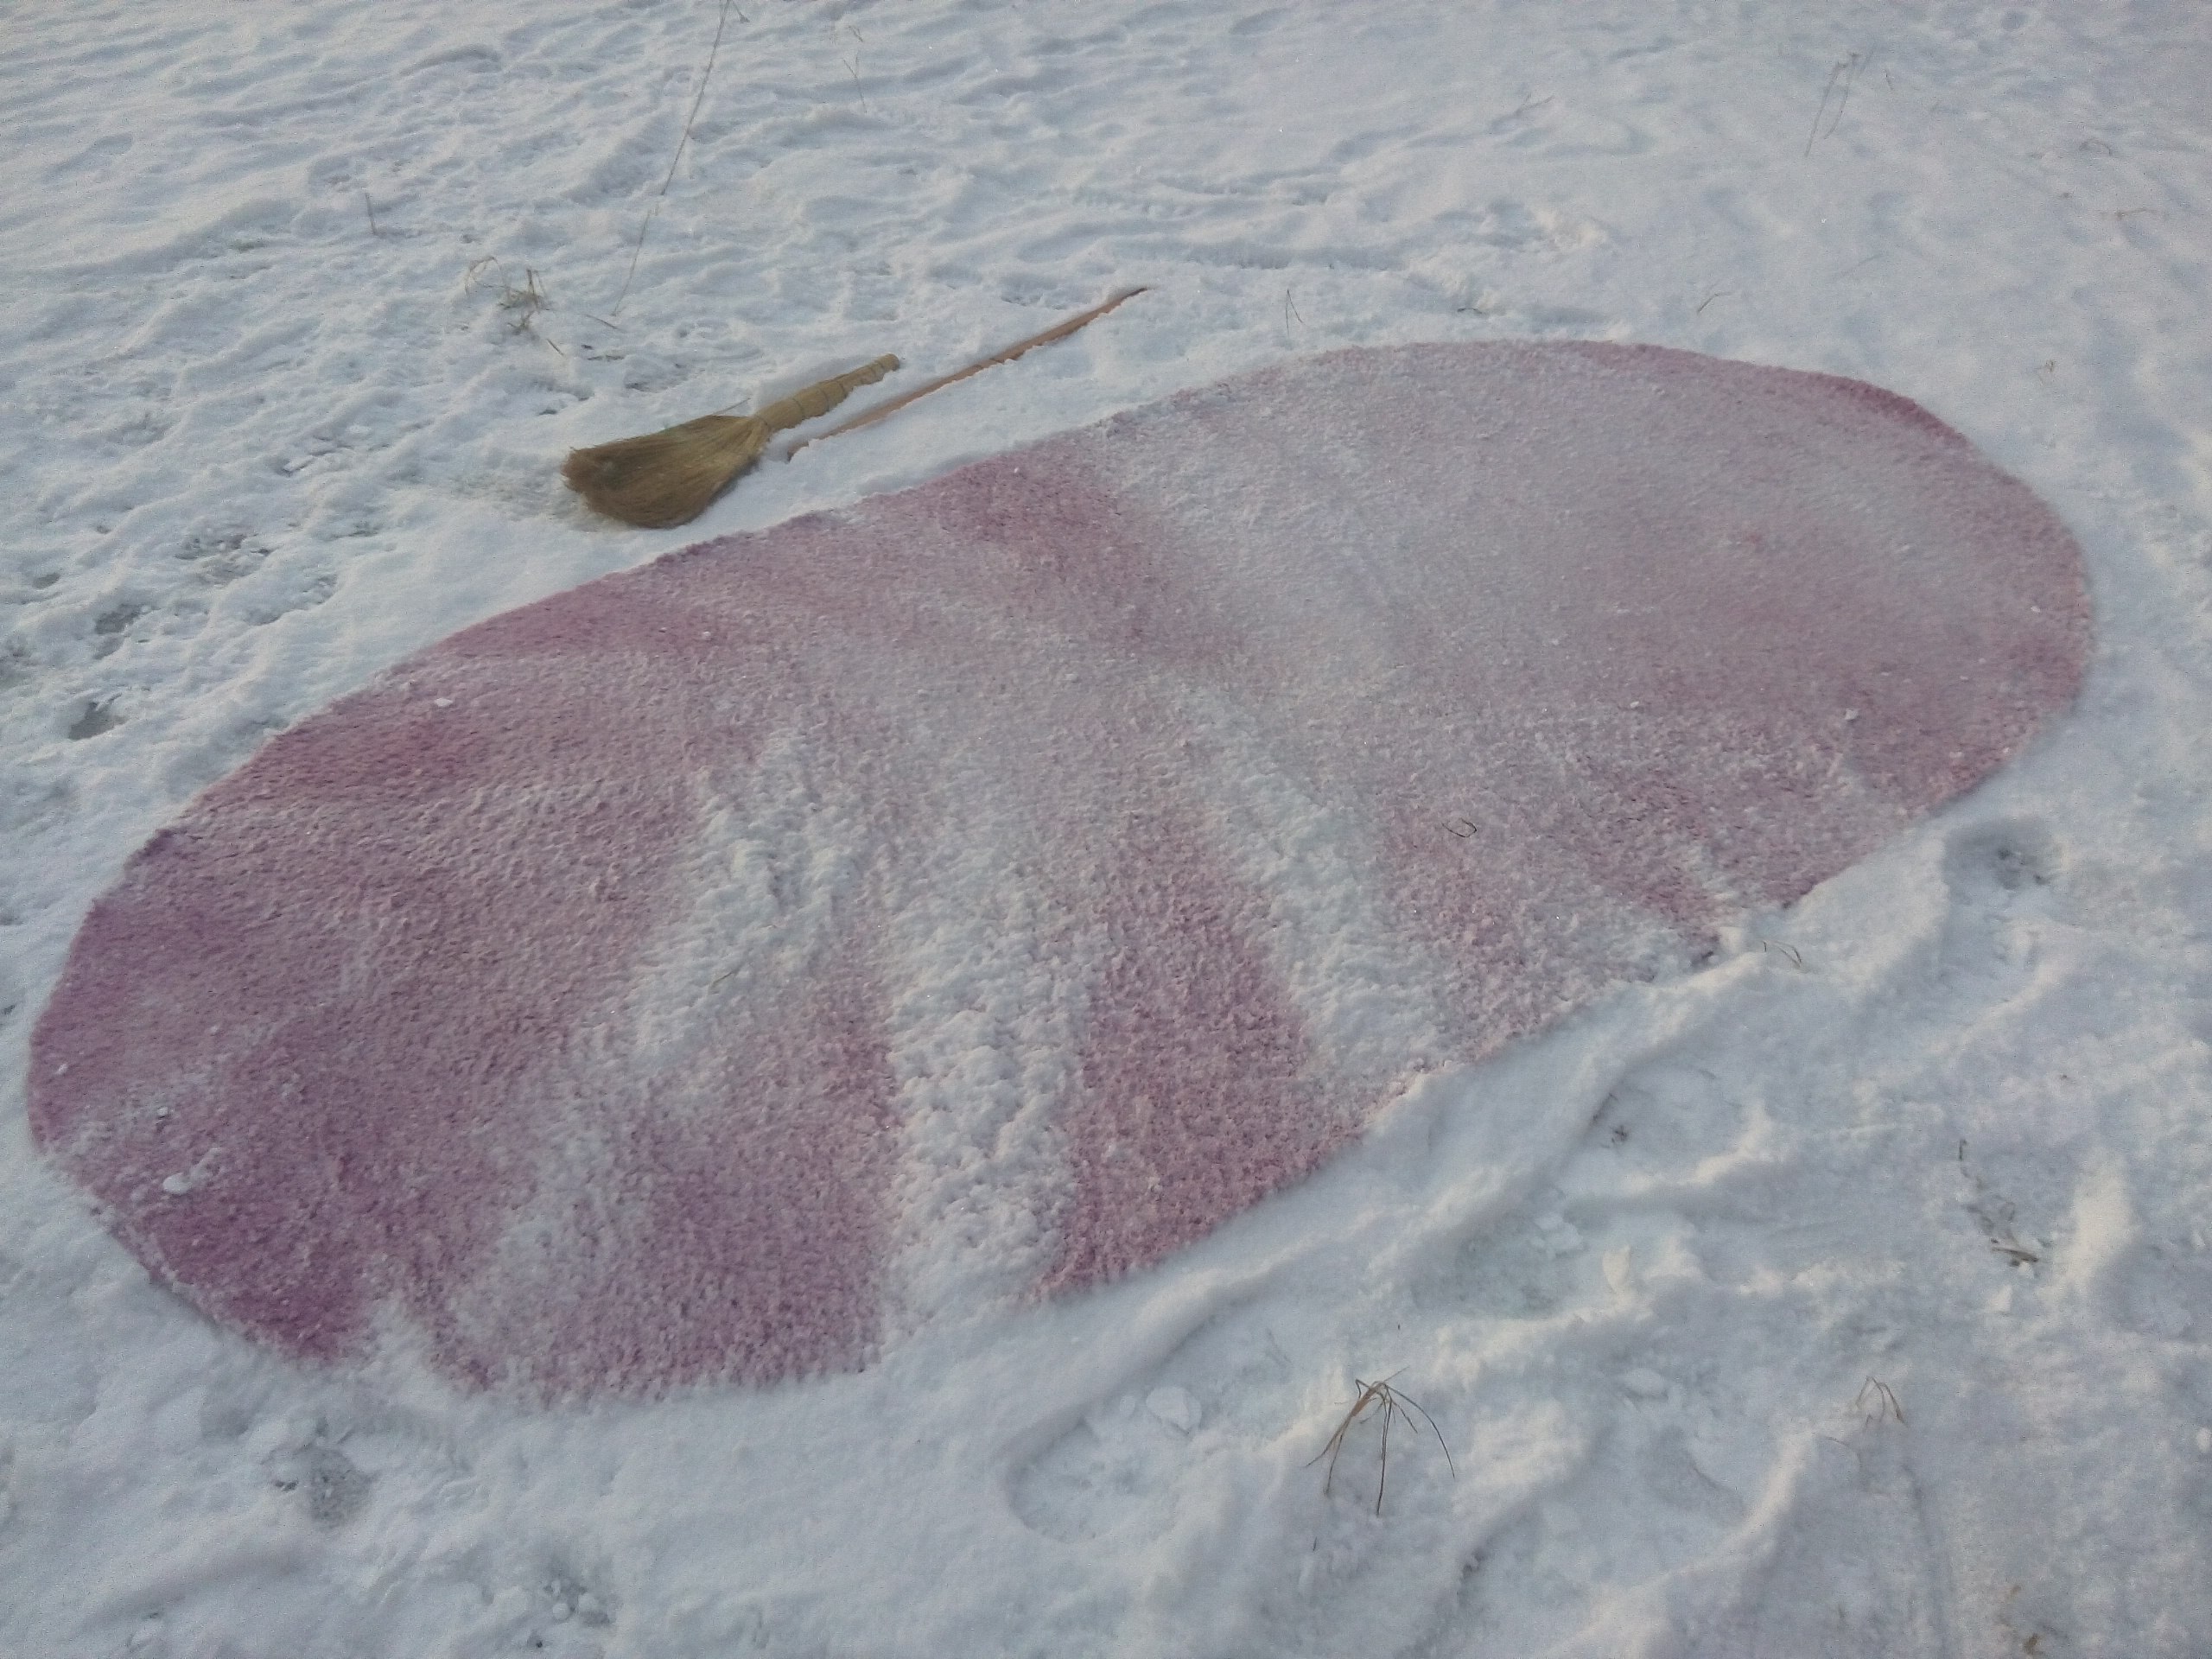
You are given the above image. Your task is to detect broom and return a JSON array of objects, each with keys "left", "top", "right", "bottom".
[
  {"left": 563, "top": 289, "right": 1149, "bottom": 528},
  {"left": 561, "top": 354, "right": 900, "bottom": 529}
]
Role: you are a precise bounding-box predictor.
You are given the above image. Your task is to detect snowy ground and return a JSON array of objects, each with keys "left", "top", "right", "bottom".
[{"left": 4, "top": 1, "right": 2210, "bottom": 1655}]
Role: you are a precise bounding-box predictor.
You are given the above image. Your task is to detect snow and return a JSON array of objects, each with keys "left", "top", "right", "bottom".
[{"left": 3, "top": 1, "right": 2209, "bottom": 1656}]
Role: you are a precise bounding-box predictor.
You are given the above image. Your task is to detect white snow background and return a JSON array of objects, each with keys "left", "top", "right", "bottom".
[{"left": 3, "top": 0, "right": 2209, "bottom": 1654}]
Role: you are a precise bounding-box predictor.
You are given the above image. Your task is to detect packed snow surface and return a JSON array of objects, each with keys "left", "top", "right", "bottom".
[{"left": 3, "top": 2, "right": 2209, "bottom": 1656}]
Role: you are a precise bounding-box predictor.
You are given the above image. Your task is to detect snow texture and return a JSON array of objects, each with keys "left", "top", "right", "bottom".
[
  {"left": 4, "top": 0, "right": 2209, "bottom": 1655},
  {"left": 30, "top": 341, "right": 2088, "bottom": 1400}
]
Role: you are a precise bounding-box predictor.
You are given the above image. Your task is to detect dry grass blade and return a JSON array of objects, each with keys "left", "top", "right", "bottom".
[
  {"left": 609, "top": 0, "right": 739, "bottom": 319},
  {"left": 1307, "top": 1372, "right": 1455, "bottom": 1516},
  {"left": 562, "top": 353, "right": 898, "bottom": 528},
  {"left": 1855, "top": 1376, "right": 1906, "bottom": 1426}
]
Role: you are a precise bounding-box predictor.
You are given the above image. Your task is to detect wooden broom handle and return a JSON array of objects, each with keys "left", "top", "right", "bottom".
[
  {"left": 783, "top": 287, "right": 1148, "bottom": 458},
  {"left": 753, "top": 354, "right": 900, "bottom": 434}
]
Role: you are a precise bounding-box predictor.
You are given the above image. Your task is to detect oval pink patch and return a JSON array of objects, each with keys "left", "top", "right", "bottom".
[{"left": 29, "top": 342, "right": 2089, "bottom": 1397}]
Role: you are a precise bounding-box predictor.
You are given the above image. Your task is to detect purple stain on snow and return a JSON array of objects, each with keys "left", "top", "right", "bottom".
[{"left": 28, "top": 342, "right": 2089, "bottom": 1398}]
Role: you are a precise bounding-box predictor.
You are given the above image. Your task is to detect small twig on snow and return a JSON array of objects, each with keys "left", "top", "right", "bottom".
[{"left": 1804, "top": 50, "right": 1866, "bottom": 156}]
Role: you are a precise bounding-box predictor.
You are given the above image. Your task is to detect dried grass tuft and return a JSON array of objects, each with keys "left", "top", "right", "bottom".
[
  {"left": 562, "top": 353, "right": 898, "bottom": 528},
  {"left": 1309, "top": 1372, "right": 1455, "bottom": 1516}
]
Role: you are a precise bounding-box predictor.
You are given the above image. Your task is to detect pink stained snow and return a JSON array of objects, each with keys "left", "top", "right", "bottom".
[{"left": 28, "top": 341, "right": 2089, "bottom": 1398}]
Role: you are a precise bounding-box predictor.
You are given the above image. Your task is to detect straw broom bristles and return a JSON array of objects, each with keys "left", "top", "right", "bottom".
[{"left": 562, "top": 353, "right": 899, "bottom": 528}]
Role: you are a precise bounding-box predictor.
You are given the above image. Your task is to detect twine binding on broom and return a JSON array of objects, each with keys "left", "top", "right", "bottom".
[{"left": 781, "top": 287, "right": 1149, "bottom": 459}]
